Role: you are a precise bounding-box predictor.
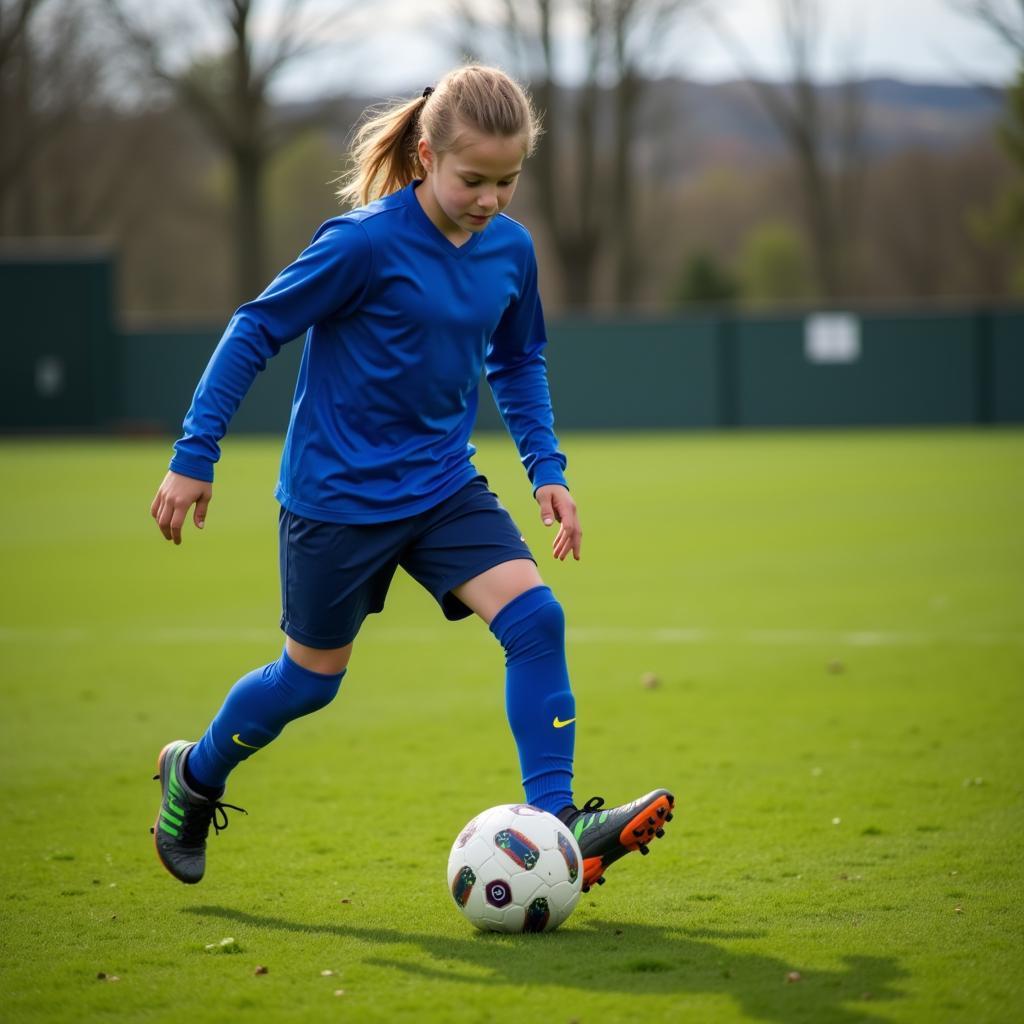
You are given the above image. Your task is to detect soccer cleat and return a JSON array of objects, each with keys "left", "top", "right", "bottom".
[
  {"left": 151, "top": 740, "right": 246, "bottom": 884},
  {"left": 557, "top": 789, "right": 675, "bottom": 892}
]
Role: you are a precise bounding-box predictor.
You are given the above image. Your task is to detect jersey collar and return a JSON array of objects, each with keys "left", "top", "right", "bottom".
[{"left": 403, "top": 181, "right": 485, "bottom": 260}]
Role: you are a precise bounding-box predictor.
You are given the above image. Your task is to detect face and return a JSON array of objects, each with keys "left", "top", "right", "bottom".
[{"left": 417, "top": 127, "right": 526, "bottom": 243}]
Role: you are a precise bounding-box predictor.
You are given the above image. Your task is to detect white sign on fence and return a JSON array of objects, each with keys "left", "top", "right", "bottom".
[{"left": 804, "top": 313, "right": 861, "bottom": 364}]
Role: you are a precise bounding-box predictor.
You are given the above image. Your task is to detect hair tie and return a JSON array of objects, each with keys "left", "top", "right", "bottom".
[{"left": 421, "top": 87, "right": 434, "bottom": 99}]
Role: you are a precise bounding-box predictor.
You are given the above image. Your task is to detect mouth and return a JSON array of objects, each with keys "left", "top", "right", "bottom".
[{"left": 467, "top": 213, "right": 491, "bottom": 225}]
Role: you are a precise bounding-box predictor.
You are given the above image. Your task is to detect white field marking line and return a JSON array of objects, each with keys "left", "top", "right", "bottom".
[
  {"left": 569, "top": 627, "right": 1022, "bottom": 647},
  {"left": 0, "top": 626, "right": 1022, "bottom": 647}
]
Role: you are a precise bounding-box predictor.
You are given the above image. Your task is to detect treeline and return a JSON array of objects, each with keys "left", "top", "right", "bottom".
[{"left": 1, "top": 0, "right": 1022, "bottom": 315}]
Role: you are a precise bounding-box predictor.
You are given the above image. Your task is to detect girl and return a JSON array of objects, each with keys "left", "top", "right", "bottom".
[{"left": 150, "top": 64, "right": 673, "bottom": 892}]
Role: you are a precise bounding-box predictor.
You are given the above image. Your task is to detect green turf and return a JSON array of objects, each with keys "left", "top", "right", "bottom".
[{"left": 1, "top": 429, "right": 1022, "bottom": 1023}]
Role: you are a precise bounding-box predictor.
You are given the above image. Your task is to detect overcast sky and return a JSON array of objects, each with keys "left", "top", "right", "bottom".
[{"left": 265, "top": 0, "right": 1018, "bottom": 100}]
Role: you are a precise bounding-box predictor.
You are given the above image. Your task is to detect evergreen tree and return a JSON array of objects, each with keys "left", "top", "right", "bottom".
[{"left": 671, "top": 251, "right": 740, "bottom": 307}]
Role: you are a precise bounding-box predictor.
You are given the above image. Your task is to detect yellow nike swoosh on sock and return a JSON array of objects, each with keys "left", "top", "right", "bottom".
[
  {"left": 552, "top": 716, "right": 576, "bottom": 729},
  {"left": 231, "top": 733, "right": 260, "bottom": 749}
]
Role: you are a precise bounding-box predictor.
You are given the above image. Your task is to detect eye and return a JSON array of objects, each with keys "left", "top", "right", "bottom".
[{"left": 462, "top": 178, "right": 481, "bottom": 187}]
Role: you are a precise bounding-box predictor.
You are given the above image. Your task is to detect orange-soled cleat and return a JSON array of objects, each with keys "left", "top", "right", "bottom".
[{"left": 557, "top": 790, "right": 675, "bottom": 892}]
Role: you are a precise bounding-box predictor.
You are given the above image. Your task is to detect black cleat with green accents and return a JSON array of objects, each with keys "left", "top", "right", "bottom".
[
  {"left": 151, "top": 740, "right": 246, "bottom": 884},
  {"left": 557, "top": 789, "right": 675, "bottom": 892}
]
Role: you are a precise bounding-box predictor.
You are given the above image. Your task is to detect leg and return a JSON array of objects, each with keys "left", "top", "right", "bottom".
[
  {"left": 453, "top": 560, "right": 576, "bottom": 816},
  {"left": 185, "top": 641, "right": 350, "bottom": 793},
  {"left": 404, "top": 481, "right": 677, "bottom": 891},
  {"left": 153, "top": 647, "right": 346, "bottom": 885},
  {"left": 456, "top": 567, "right": 677, "bottom": 891},
  {"left": 154, "top": 507, "right": 400, "bottom": 884},
  {"left": 397, "top": 479, "right": 576, "bottom": 817},
  {"left": 188, "top": 503, "right": 403, "bottom": 788}
]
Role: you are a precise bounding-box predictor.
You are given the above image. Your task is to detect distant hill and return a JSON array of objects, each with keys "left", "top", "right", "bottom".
[{"left": 637, "top": 77, "right": 1004, "bottom": 178}]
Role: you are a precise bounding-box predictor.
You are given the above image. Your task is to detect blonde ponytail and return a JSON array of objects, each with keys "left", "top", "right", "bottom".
[
  {"left": 335, "top": 94, "right": 428, "bottom": 209},
  {"left": 336, "top": 65, "right": 541, "bottom": 209}
]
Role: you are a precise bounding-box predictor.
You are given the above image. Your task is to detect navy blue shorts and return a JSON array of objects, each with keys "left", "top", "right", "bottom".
[{"left": 279, "top": 476, "right": 535, "bottom": 649}]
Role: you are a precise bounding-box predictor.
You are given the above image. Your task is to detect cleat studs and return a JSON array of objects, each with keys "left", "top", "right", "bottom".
[
  {"left": 149, "top": 827, "right": 155, "bottom": 834},
  {"left": 632, "top": 827, "right": 645, "bottom": 837},
  {"left": 597, "top": 876, "right": 606, "bottom": 885},
  {"left": 647, "top": 816, "right": 656, "bottom": 825},
  {"left": 582, "top": 884, "right": 590, "bottom": 893},
  {"left": 639, "top": 844, "right": 650, "bottom": 855},
  {"left": 665, "top": 813, "right": 674, "bottom": 822},
  {"left": 655, "top": 827, "right": 665, "bottom": 837},
  {"left": 657, "top": 806, "right": 666, "bottom": 817},
  {"left": 152, "top": 774, "right": 159, "bottom": 781}
]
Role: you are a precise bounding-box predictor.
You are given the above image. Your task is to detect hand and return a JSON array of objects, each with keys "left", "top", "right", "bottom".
[
  {"left": 536, "top": 484, "right": 581, "bottom": 561},
  {"left": 150, "top": 471, "right": 213, "bottom": 546}
]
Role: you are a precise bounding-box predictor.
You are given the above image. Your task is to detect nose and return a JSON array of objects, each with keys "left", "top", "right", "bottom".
[{"left": 477, "top": 190, "right": 498, "bottom": 212}]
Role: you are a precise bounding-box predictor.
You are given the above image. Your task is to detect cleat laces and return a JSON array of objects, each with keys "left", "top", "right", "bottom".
[
  {"left": 152, "top": 771, "right": 248, "bottom": 845},
  {"left": 181, "top": 799, "right": 247, "bottom": 847},
  {"left": 571, "top": 796, "right": 606, "bottom": 829}
]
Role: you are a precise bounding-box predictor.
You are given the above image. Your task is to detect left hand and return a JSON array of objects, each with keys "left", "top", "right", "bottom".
[{"left": 536, "top": 484, "right": 582, "bottom": 561}]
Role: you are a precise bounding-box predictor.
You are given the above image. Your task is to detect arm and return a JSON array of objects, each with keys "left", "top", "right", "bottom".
[
  {"left": 170, "top": 218, "right": 372, "bottom": 481},
  {"left": 153, "top": 218, "right": 372, "bottom": 544},
  {"left": 485, "top": 249, "right": 581, "bottom": 561}
]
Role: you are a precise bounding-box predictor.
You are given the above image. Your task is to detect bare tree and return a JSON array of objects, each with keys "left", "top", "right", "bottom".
[
  {"left": 461, "top": 0, "right": 602, "bottom": 306},
  {"left": 454, "top": 0, "right": 695, "bottom": 309},
  {"left": 3, "top": 0, "right": 149, "bottom": 239},
  {"left": 950, "top": 1, "right": 1024, "bottom": 55},
  {"left": 1, "top": 0, "right": 43, "bottom": 231},
  {"left": 607, "top": 0, "right": 693, "bottom": 304},
  {"left": 101, "top": 0, "right": 351, "bottom": 303},
  {"left": 703, "top": 0, "right": 866, "bottom": 301},
  {"left": 951, "top": 1, "right": 1024, "bottom": 267},
  {"left": 0, "top": 0, "right": 92, "bottom": 233}
]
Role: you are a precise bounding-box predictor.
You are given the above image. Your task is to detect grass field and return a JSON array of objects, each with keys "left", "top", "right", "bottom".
[{"left": 1, "top": 428, "right": 1022, "bottom": 1023}]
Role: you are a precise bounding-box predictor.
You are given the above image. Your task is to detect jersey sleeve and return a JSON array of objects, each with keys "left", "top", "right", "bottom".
[
  {"left": 169, "top": 218, "right": 373, "bottom": 482},
  {"left": 484, "top": 245, "right": 568, "bottom": 493}
]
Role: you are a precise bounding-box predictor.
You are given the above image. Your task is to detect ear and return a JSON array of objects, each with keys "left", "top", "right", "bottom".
[{"left": 417, "top": 137, "right": 434, "bottom": 175}]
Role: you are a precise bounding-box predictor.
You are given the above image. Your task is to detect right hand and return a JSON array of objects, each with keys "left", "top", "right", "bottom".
[{"left": 150, "top": 471, "right": 213, "bottom": 545}]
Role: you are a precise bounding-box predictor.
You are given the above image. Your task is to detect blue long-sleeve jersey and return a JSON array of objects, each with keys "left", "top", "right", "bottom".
[{"left": 170, "top": 181, "right": 568, "bottom": 524}]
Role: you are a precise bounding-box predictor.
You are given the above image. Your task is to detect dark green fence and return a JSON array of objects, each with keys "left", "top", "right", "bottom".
[
  {"left": 733, "top": 312, "right": 981, "bottom": 426},
  {"left": 2, "top": 251, "right": 1022, "bottom": 434},
  {"left": 117, "top": 326, "right": 306, "bottom": 436},
  {"left": 0, "top": 245, "right": 116, "bottom": 431},
  {"left": 992, "top": 311, "right": 1024, "bottom": 423},
  {"left": 115, "top": 310, "right": 1024, "bottom": 436}
]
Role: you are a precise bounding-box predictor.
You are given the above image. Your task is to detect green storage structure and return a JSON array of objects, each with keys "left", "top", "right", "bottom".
[{"left": 0, "top": 244, "right": 116, "bottom": 431}]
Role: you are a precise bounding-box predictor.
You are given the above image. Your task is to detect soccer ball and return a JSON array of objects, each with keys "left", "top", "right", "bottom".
[{"left": 446, "top": 803, "right": 582, "bottom": 933}]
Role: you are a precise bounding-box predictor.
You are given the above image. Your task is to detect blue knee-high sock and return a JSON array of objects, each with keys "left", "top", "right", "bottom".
[
  {"left": 490, "top": 585, "right": 575, "bottom": 815},
  {"left": 186, "top": 648, "right": 343, "bottom": 791}
]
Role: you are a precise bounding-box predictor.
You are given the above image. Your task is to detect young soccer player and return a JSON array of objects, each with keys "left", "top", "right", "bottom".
[{"left": 150, "top": 64, "right": 674, "bottom": 890}]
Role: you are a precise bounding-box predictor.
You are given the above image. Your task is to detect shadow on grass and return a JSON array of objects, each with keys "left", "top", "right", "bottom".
[{"left": 185, "top": 905, "right": 906, "bottom": 1022}]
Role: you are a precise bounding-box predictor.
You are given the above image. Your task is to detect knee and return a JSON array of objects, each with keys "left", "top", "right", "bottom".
[
  {"left": 271, "top": 646, "right": 346, "bottom": 719},
  {"left": 286, "top": 637, "right": 353, "bottom": 675},
  {"left": 491, "top": 586, "right": 565, "bottom": 657},
  {"left": 527, "top": 595, "right": 565, "bottom": 646},
  {"left": 295, "top": 675, "right": 341, "bottom": 716}
]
